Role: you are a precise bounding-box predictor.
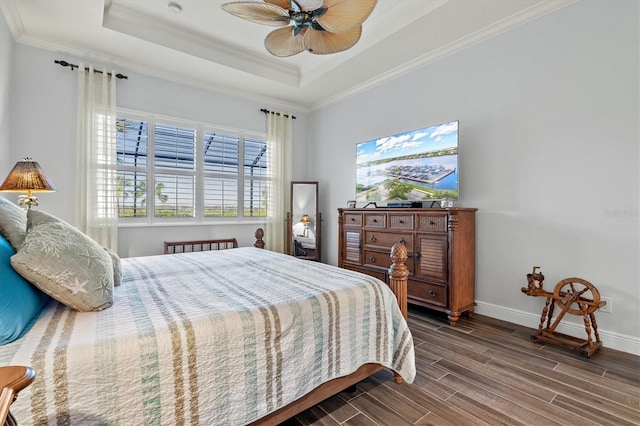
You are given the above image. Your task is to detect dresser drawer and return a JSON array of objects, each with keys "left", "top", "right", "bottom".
[
  {"left": 344, "top": 213, "right": 363, "bottom": 227},
  {"left": 343, "top": 264, "right": 388, "bottom": 283},
  {"left": 364, "top": 213, "right": 386, "bottom": 228},
  {"left": 417, "top": 214, "right": 448, "bottom": 232},
  {"left": 341, "top": 264, "right": 385, "bottom": 282},
  {"left": 364, "top": 231, "right": 413, "bottom": 250},
  {"left": 389, "top": 214, "right": 414, "bottom": 230},
  {"left": 363, "top": 250, "right": 414, "bottom": 274},
  {"left": 408, "top": 280, "right": 447, "bottom": 307}
]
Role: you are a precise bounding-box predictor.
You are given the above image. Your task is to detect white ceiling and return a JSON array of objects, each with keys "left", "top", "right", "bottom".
[{"left": 1, "top": 0, "right": 574, "bottom": 110}]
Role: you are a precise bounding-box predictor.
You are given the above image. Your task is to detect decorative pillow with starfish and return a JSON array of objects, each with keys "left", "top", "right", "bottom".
[{"left": 11, "top": 211, "right": 114, "bottom": 312}]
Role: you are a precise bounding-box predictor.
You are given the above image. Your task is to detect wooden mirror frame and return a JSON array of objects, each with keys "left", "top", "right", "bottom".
[{"left": 286, "top": 181, "right": 321, "bottom": 261}]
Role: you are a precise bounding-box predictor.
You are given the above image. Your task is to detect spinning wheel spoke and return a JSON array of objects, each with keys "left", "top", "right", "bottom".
[{"left": 553, "top": 278, "right": 601, "bottom": 315}]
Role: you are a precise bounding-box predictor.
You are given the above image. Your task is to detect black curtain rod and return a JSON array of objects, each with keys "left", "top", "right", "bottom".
[
  {"left": 260, "top": 108, "right": 296, "bottom": 120},
  {"left": 55, "top": 60, "right": 128, "bottom": 80}
]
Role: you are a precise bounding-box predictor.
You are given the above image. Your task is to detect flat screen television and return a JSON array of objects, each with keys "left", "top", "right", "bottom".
[{"left": 356, "top": 120, "right": 459, "bottom": 204}]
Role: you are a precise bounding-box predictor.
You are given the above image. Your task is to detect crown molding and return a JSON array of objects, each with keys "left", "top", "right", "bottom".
[
  {"left": 0, "top": 0, "right": 25, "bottom": 42},
  {"left": 103, "top": 2, "right": 301, "bottom": 87},
  {"left": 310, "top": 0, "right": 577, "bottom": 111}
]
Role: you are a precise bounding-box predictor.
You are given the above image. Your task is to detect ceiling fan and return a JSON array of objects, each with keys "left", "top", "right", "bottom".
[{"left": 221, "top": 0, "right": 378, "bottom": 57}]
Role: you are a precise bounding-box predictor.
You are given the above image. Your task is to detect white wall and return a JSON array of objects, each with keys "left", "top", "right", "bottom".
[
  {"left": 4, "top": 0, "right": 638, "bottom": 353},
  {"left": 309, "top": 0, "right": 639, "bottom": 352},
  {"left": 0, "top": 10, "right": 13, "bottom": 174},
  {"left": 9, "top": 46, "right": 309, "bottom": 257}
]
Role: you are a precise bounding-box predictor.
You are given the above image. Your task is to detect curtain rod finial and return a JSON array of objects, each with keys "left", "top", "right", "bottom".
[{"left": 54, "top": 60, "right": 77, "bottom": 70}]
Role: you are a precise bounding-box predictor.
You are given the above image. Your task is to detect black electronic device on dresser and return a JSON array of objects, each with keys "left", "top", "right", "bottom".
[{"left": 338, "top": 207, "right": 477, "bottom": 326}]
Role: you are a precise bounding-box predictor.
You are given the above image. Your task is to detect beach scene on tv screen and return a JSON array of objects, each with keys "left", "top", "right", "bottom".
[{"left": 356, "top": 121, "right": 459, "bottom": 202}]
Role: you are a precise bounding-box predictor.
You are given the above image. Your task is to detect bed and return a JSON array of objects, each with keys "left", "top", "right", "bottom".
[{"left": 0, "top": 212, "right": 415, "bottom": 424}]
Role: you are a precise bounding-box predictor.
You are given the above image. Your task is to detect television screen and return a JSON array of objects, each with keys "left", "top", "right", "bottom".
[{"left": 356, "top": 120, "right": 459, "bottom": 203}]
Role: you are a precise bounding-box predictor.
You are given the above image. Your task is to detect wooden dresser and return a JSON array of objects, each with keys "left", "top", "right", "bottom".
[{"left": 338, "top": 207, "right": 477, "bottom": 326}]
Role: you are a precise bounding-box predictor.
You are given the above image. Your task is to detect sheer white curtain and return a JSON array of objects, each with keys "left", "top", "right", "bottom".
[
  {"left": 266, "top": 112, "right": 292, "bottom": 253},
  {"left": 75, "top": 64, "right": 118, "bottom": 250}
]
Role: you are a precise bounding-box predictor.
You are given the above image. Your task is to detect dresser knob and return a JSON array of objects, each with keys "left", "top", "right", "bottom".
[
  {"left": 351, "top": 218, "right": 355, "bottom": 221},
  {"left": 372, "top": 219, "right": 378, "bottom": 223},
  {"left": 429, "top": 289, "right": 437, "bottom": 297},
  {"left": 369, "top": 255, "right": 376, "bottom": 262},
  {"left": 399, "top": 238, "right": 406, "bottom": 244},
  {"left": 430, "top": 220, "right": 435, "bottom": 225},
  {"left": 370, "top": 235, "right": 377, "bottom": 242},
  {"left": 399, "top": 219, "right": 404, "bottom": 224}
]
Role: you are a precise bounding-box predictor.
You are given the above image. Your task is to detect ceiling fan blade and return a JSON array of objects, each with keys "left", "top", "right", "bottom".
[
  {"left": 264, "top": 0, "right": 291, "bottom": 9},
  {"left": 265, "top": 27, "right": 307, "bottom": 57},
  {"left": 316, "top": 0, "right": 377, "bottom": 33},
  {"left": 264, "top": 0, "right": 323, "bottom": 12},
  {"left": 221, "top": 2, "right": 290, "bottom": 26},
  {"left": 294, "top": 0, "right": 324, "bottom": 12},
  {"left": 303, "top": 25, "right": 361, "bottom": 54}
]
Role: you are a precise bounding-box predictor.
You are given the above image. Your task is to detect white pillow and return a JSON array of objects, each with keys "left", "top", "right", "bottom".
[
  {"left": 0, "top": 196, "right": 27, "bottom": 250},
  {"left": 11, "top": 216, "right": 114, "bottom": 312},
  {"left": 104, "top": 247, "right": 122, "bottom": 287},
  {"left": 28, "top": 209, "right": 122, "bottom": 286}
]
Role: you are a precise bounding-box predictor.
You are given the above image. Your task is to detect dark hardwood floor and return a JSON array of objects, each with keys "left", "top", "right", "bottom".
[{"left": 281, "top": 307, "right": 640, "bottom": 426}]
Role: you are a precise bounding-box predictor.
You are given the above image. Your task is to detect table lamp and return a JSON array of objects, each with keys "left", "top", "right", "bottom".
[
  {"left": 300, "top": 214, "right": 311, "bottom": 237},
  {"left": 0, "top": 158, "right": 56, "bottom": 209}
]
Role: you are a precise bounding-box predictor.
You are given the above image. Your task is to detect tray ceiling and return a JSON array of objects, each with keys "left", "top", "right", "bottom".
[{"left": 1, "top": 0, "right": 574, "bottom": 110}]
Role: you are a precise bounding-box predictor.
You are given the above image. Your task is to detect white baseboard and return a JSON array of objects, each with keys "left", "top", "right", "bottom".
[{"left": 475, "top": 301, "right": 640, "bottom": 356}]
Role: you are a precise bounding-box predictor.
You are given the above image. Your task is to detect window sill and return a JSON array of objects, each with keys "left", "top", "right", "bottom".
[{"left": 117, "top": 220, "right": 266, "bottom": 228}]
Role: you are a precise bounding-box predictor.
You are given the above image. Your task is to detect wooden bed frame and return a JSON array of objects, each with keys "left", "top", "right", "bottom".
[
  {"left": 163, "top": 228, "right": 265, "bottom": 254},
  {"left": 164, "top": 238, "right": 238, "bottom": 254},
  {"left": 165, "top": 228, "right": 410, "bottom": 425}
]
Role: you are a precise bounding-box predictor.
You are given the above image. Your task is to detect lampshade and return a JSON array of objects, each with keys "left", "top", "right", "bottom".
[
  {"left": 0, "top": 158, "right": 55, "bottom": 208},
  {"left": 300, "top": 214, "right": 311, "bottom": 225}
]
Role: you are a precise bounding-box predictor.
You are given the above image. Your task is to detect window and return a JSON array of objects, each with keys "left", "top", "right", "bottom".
[{"left": 115, "top": 111, "right": 269, "bottom": 223}]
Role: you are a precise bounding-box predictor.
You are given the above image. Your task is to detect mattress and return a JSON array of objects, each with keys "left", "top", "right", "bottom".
[{"left": 1, "top": 247, "right": 415, "bottom": 425}]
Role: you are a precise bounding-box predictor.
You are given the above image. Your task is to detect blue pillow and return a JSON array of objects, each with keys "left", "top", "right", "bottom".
[{"left": 0, "top": 235, "right": 50, "bottom": 345}]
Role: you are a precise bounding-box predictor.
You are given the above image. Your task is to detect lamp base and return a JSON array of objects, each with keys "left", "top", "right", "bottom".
[{"left": 17, "top": 195, "right": 38, "bottom": 209}]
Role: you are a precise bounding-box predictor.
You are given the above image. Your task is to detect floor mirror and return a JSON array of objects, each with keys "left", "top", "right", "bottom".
[{"left": 287, "top": 181, "right": 321, "bottom": 261}]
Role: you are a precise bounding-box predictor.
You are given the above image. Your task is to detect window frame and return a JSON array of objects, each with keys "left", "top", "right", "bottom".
[{"left": 115, "top": 108, "right": 269, "bottom": 226}]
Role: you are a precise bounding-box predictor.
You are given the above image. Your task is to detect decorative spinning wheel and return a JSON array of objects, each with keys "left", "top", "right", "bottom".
[
  {"left": 553, "top": 278, "right": 601, "bottom": 316},
  {"left": 521, "top": 267, "right": 606, "bottom": 357}
]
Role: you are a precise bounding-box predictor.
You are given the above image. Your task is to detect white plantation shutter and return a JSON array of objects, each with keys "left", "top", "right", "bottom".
[
  {"left": 154, "top": 124, "right": 195, "bottom": 170},
  {"left": 154, "top": 173, "right": 195, "bottom": 218},
  {"left": 204, "top": 177, "right": 238, "bottom": 217},
  {"left": 244, "top": 138, "right": 268, "bottom": 177},
  {"left": 244, "top": 179, "right": 269, "bottom": 217},
  {"left": 115, "top": 111, "right": 270, "bottom": 223},
  {"left": 204, "top": 132, "right": 239, "bottom": 174},
  {"left": 203, "top": 131, "right": 240, "bottom": 217},
  {"left": 116, "top": 118, "right": 148, "bottom": 218},
  {"left": 244, "top": 137, "right": 269, "bottom": 217},
  {"left": 153, "top": 123, "right": 196, "bottom": 218},
  {"left": 116, "top": 119, "right": 148, "bottom": 167}
]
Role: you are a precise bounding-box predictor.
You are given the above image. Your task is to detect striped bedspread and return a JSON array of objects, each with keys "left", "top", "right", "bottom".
[{"left": 1, "top": 247, "right": 415, "bottom": 425}]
